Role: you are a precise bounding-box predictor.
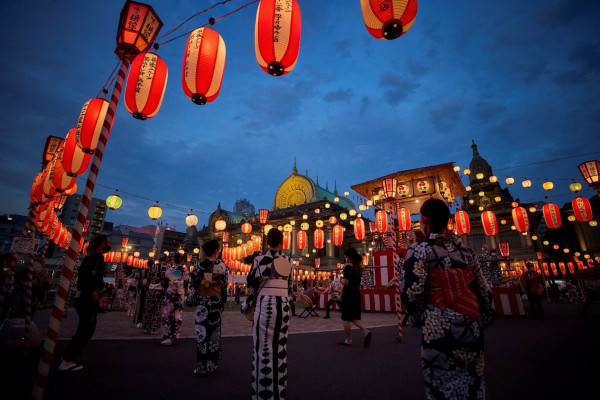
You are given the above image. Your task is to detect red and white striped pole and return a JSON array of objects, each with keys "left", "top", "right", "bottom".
[{"left": 32, "top": 59, "right": 130, "bottom": 400}]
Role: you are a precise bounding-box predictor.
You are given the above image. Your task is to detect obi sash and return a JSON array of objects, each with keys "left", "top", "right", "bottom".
[
  {"left": 197, "top": 280, "right": 222, "bottom": 297},
  {"left": 427, "top": 266, "right": 481, "bottom": 321}
]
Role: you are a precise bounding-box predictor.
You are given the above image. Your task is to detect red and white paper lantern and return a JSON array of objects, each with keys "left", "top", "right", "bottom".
[
  {"left": 75, "top": 98, "right": 109, "bottom": 153},
  {"left": 333, "top": 224, "right": 344, "bottom": 247},
  {"left": 297, "top": 230, "right": 307, "bottom": 250},
  {"left": 62, "top": 128, "right": 92, "bottom": 177},
  {"left": 481, "top": 210, "right": 498, "bottom": 236},
  {"left": 375, "top": 210, "right": 388, "bottom": 233},
  {"left": 542, "top": 203, "right": 562, "bottom": 229},
  {"left": 572, "top": 196, "right": 593, "bottom": 223},
  {"left": 397, "top": 206, "right": 411, "bottom": 231},
  {"left": 360, "top": 0, "right": 418, "bottom": 40},
  {"left": 283, "top": 231, "right": 291, "bottom": 250},
  {"left": 354, "top": 217, "right": 366, "bottom": 240},
  {"left": 125, "top": 52, "right": 168, "bottom": 120},
  {"left": 511, "top": 207, "right": 529, "bottom": 233},
  {"left": 314, "top": 228, "right": 324, "bottom": 249},
  {"left": 455, "top": 210, "right": 470, "bottom": 235}
]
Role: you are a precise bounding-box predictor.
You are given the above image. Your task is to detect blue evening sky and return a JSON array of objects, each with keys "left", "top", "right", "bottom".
[{"left": 1, "top": 0, "right": 599, "bottom": 231}]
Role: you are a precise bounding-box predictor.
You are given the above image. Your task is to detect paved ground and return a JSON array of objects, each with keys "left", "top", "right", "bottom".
[{"left": 2, "top": 301, "right": 600, "bottom": 399}]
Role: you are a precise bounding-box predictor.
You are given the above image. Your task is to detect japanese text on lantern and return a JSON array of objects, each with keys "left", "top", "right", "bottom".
[
  {"left": 76, "top": 101, "right": 89, "bottom": 135},
  {"left": 127, "top": 6, "right": 143, "bottom": 30},
  {"left": 141, "top": 16, "right": 158, "bottom": 41},
  {"left": 379, "top": 0, "right": 391, "bottom": 12}
]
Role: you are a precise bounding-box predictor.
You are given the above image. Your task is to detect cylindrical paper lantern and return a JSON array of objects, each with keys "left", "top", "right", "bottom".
[
  {"left": 125, "top": 52, "right": 168, "bottom": 120},
  {"left": 49, "top": 144, "right": 76, "bottom": 193},
  {"left": 75, "top": 98, "right": 109, "bottom": 153},
  {"left": 297, "top": 230, "right": 307, "bottom": 250},
  {"left": 572, "top": 196, "right": 593, "bottom": 222},
  {"left": 333, "top": 224, "right": 344, "bottom": 247},
  {"left": 455, "top": 210, "right": 470, "bottom": 235},
  {"left": 354, "top": 217, "right": 365, "bottom": 240},
  {"left": 182, "top": 27, "right": 226, "bottom": 105},
  {"left": 360, "top": 0, "right": 418, "bottom": 40},
  {"left": 397, "top": 206, "right": 411, "bottom": 231},
  {"left": 314, "top": 228, "right": 324, "bottom": 249},
  {"left": 255, "top": 0, "right": 301, "bottom": 76},
  {"left": 542, "top": 203, "right": 562, "bottom": 229},
  {"left": 63, "top": 127, "right": 92, "bottom": 177},
  {"left": 512, "top": 207, "right": 529, "bottom": 232},
  {"left": 375, "top": 210, "right": 388, "bottom": 233},
  {"left": 481, "top": 210, "right": 498, "bottom": 236},
  {"left": 283, "top": 231, "right": 291, "bottom": 250}
]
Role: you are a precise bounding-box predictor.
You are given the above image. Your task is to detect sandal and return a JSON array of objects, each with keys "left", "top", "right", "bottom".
[{"left": 338, "top": 341, "right": 352, "bottom": 346}]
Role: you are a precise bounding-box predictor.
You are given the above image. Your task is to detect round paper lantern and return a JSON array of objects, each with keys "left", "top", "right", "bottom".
[
  {"left": 329, "top": 216, "right": 337, "bottom": 225},
  {"left": 182, "top": 27, "right": 226, "bottom": 105},
  {"left": 481, "top": 210, "right": 498, "bottom": 236},
  {"left": 375, "top": 210, "right": 388, "bottom": 233},
  {"left": 397, "top": 206, "right": 411, "bottom": 231},
  {"left": 255, "top": 0, "right": 301, "bottom": 76},
  {"left": 543, "top": 180, "right": 554, "bottom": 191},
  {"left": 106, "top": 194, "right": 122, "bottom": 210},
  {"left": 542, "top": 203, "right": 561, "bottom": 229},
  {"left": 569, "top": 182, "right": 582, "bottom": 193},
  {"left": 506, "top": 177, "right": 515, "bottom": 185},
  {"left": 572, "top": 196, "right": 593, "bottom": 222},
  {"left": 314, "top": 228, "right": 324, "bottom": 249},
  {"left": 63, "top": 128, "right": 92, "bottom": 177},
  {"left": 124, "top": 52, "right": 168, "bottom": 120},
  {"left": 354, "top": 217, "right": 366, "bottom": 240},
  {"left": 241, "top": 222, "right": 252, "bottom": 234},
  {"left": 282, "top": 231, "right": 291, "bottom": 250},
  {"left": 489, "top": 175, "right": 498, "bottom": 183},
  {"left": 215, "top": 219, "right": 227, "bottom": 231},
  {"left": 455, "top": 210, "right": 470, "bottom": 235},
  {"left": 512, "top": 207, "right": 530, "bottom": 232},
  {"left": 333, "top": 224, "right": 344, "bottom": 247},
  {"left": 75, "top": 98, "right": 109, "bottom": 153},
  {"left": 186, "top": 213, "right": 198, "bottom": 227},
  {"left": 360, "top": 0, "right": 417, "bottom": 40},
  {"left": 148, "top": 204, "right": 162, "bottom": 220}
]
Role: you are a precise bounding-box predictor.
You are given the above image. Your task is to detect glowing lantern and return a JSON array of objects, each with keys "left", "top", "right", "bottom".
[
  {"left": 300, "top": 222, "right": 309, "bottom": 231},
  {"left": 282, "top": 231, "right": 291, "bottom": 250},
  {"left": 241, "top": 222, "right": 252, "bottom": 234},
  {"left": 354, "top": 217, "right": 366, "bottom": 240},
  {"left": 186, "top": 213, "right": 198, "bottom": 227},
  {"left": 126, "top": 255, "right": 133, "bottom": 266},
  {"left": 316, "top": 219, "right": 324, "bottom": 228},
  {"left": 416, "top": 180, "right": 429, "bottom": 193},
  {"left": 62, "top": 128, "right": 92, "bottom": 177},
  {"left": 360, "top": 0, "right": 417, "bottom": 40},
  {"left": 463, "top": 169, "right": 471, "bottom": 176},
  {"left": 397, "top": 206, "right": 411, "bottom": 231},
  {"left": 349, "top": 209, "right": 357, "bottom": 217},
  {"left": 567, "top": 215, "right": 576, "bottom": 222},
  {"left": 258, "top": 209, "right": 269, "bottom": 225},
  {"left": 264, "top": 224, "right": 273, "bottom": 235},
  {"left": 522, "top": 179, "right": 532, "bottom": 188},
  {"left": 511, "top": 202, "right": 519, "bottom": 208},
  {"left": 182, "top": 27, "right": 226, "bottom": 105},
  {"left": 569, "top": 182, "right": 582, "bottom": 193},
  {"left": 447, "top": 218, "right": 454, "bottom": 232},
  {"left": 542, "top": 203, "right": 561, "bottom": 229},
  {"left": 148, "top": 203, "right": 162, "bottom": 220},
  {"left": 222, "top": 232, "right": 230, "bottom": 244},
  {"left": 542, "top": 263, "right": 549, "bottom": 276},
  {"left": 465, "top": 186, "right": 472, "bottom": 192},
  {"left": 568, "top": 262, "right": 575, "bottom": 274},
  {"left": 124, "top": 52, "right": 168, "bottom": 120},
  {"left": 455, "top": 210, "right": 470, "bottom": 235},
  {"left": 498, "top": 242, "right": 510, "bottom": 258},
  {"left": 481, "top": 210, "right": 498, "bottom": 236},
  {"left": 453, "top": 165, "right": 460, "bottom": 172},
  {"left": 333, "top": 224, "right": 344, "bottom": 247},
  {"left": 506, "top": 177, "right": 514, "bottom": 185},
  {"left": 215, "top": 219, "right": 227, "bottom": 231},
  {"left": 375, "top": 210, "right": 387, "bottom": 233},
  {"left": 75, "top": 98, "right": 110, "bottom": 153},
  {"left": 572, "top": 196, "right": 593, "bottom": 222},
  {"left": 115, "top": 1, "right": 163, "bottom": 59},
  {"left": 329, "top": 216, "right": 337, "bottom": 225},
  {"left": 578, "top": 160, "right": 600, "bottom": 185},
  {"left": 314, "top": 228, "right": 324, "bottom": 249},
  {"left": 489, "top": 175, "right": 498, "bottom": 183},
  {"left": 106, "top": 194, "right": 123, "bottom": 210},
  {"left": 591, "top": 220, "right": 598, "bottom": 227},
  {"left": 340, "top": 213, "right": 348, "bottom": 220},
  {"left": 255, "top": 0, "right": 302, "bottom": 76},
  {"left": 512, "top": 207, "right": 529, "bottom": 232},
  {"left": 494, "top": 196, "right": 502, "bottom": 202},
  {"left": 314, "top": 258, "right": 321, "bottom": 269},
  {"left": 476, "top": 173, "right": 484, "bottom": 180},
  {"left": 382, "top": 178, "right": 397, "bottom": 199},
  {"left": 49, "top": 144, "right": 76, "bottom": 193},
  {"left": 550, "top": 263, "right": 558, "bottom": 276},
  {"left": 543, "top": 180, "right": 554, "bottom": 191}
]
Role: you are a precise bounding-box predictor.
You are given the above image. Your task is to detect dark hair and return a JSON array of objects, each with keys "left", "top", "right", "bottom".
[
  {"left": 420, "top": 198, "right": 451, "bottom": 233},
  {"left": 202, "top": 240, "right": 220, "bottom": 257},
  {"left": 158, "top": 254, "right": 168, "bottom": 262},
  {"left": 89, "top": 234, "right": 108, "bottom": 252},
  {"left": 173, "top": 252, "right": 185, "bottom": 264},
  {"left": 267, "top": 228, "right": 283, "bottom": 248},
  {"left": 526, "top": 262, "right": 534, "bottom": 269},
  {"left": 344, "top": 247, "right": 362, "bottom": 263}
]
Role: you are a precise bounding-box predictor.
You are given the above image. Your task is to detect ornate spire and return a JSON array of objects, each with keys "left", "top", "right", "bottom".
[
  {"left": 316, "top": 176, "right": 319, "bottom": 185},
  {"left": 292, "top": 157, "right": 297, "bottom": 174},
  {"left": 334, "top": 180, "right": 338, "bottom": 195},
  {"left": 217, "top": 202, "right": 221, "bottom": 210},
  {"left": 471, "top": 139, "right": 480, "bottom": 157},
  {"left": 326, "top": 181, "right": 329, "bottom": 190}
]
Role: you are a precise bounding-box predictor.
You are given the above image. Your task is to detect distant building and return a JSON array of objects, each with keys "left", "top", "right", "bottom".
[
  {"left": 0, "top": 214, "right": 29, "bottom": 254},
  {"left": 106, "top": 225, "right": 155, "bottom": 259},
  {"left": 233, "top": 198, "right": 256, "bottom": 217}
]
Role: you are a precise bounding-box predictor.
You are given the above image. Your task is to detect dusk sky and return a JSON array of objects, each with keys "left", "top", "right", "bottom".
[{"left": 1, "top": 0, "right": 599, "bottom": 232}]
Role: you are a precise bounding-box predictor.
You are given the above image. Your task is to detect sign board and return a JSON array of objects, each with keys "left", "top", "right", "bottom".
[{"left": 10, "top": 237, "right": 40, "bottom": 254}]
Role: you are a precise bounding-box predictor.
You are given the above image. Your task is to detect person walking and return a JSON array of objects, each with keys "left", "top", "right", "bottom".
[
  {"left": 59, "top": 234, "right": 111, "bottom": 372},
  {"left": 320, "top": 275, "right": 342, "bottom": 319},
  {"left": 339, "top": 247, "right": 372, "bottom": 347},
  {"left": 520, "top": 262, "right": 544, "bottom": 320},
  {"left": 242, "top": 228, "right": 294, "bottom": 400},
  {"left": 142, "top": 256, "right": 168, "bottom": 334},
  {"left": 188, "top": 240, "right": 228, "bottom": 376},
  {"left": 401, "top": 198, "right": 495, "bottom": 399},
  {"left": 160, "top": 252, "right": 189, "bottom": 345}
]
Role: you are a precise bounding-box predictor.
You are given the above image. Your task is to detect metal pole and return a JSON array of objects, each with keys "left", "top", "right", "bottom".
[{"left": 32, "top": 59, "right": 129, "bottom": 400}]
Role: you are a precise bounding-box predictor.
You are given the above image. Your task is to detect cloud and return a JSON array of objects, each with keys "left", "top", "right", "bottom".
[
  {"left": 323, "top": 88, "right": 353, "bottom": 103},
  {"left": 567, "top": 41, "right": 600, "bottom": 75},
  {"left": 535, "top": 0, "right": 597, "bottom": 29},
  {"left": 333, "top": 40, "right": 353, "bottom": 59},
  {"left": 430, "top": 102, "right": 463, "bottom": 131},
  {"left": 474, "top": 102, "right": 507, "bottom": 122},
  {"left": 406, "top": 58, "right": 429, "bottom": 77},
  {"left": 379, "top": 72, "right": 420, "bottom": 107}
]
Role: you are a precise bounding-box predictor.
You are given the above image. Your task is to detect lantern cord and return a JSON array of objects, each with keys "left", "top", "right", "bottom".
[
  {"left": 155, "top": 0, "right": 234, "bottom": 41},
  {"left": 154, "top": 0, "right": 259, "bottom": 48},
  {"left": 493, "top": 151, "right": 600, "bottom": 172},
  {"left": 96, "top": 183, "right": 212, "bottom": 215},
  {"left": 96, "top": 60, "right": 122, "bottom": 98}
]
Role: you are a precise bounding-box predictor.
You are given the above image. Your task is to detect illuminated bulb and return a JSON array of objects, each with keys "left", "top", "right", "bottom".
[
  {"left": 453, "top": 165, "right": 460, "bottom": 172},
  {"left": 494, "top": 196, "right": 501, "bottom": 202},
  {"left": 567, "top": 215, "right": 576, "bottom": 222},
  {"left": 469, "top": 199, "right": 475, "bottom": 204},
  {"left": 344, "top": 191, "right": 349, "bottom": 196},
  {"left": 464, "top": 169, "right": 471, "bottom": 175},
  {"left": 489, "top": 175, "right": 498, "bottom": 183},
  {"left": 476, "top": 173, "right": 484, "bottom": 180},
  {"left": 590, "top": 220, "right": 598, "bottom": 227},
  {"left": 506, "top": 177, "right": 515, "bottom": 185},
  {"left": 465, "top": 186, "right": 472, "bottom": 191},
  {"left": 543, "top": 240, "right": 549, "bottom": 245},
  {"left": 531, "top": 235, "right": 538, "bottom": 240},
  {"left": 522, "top": 179, "right": 532, "bottom": 188},
  {"left": 478, "top": 191, "right": 485, "bottom": 197}
]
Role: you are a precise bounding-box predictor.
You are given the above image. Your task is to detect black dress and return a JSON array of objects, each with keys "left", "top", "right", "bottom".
[{"left": 341, "top": 262, "right": 362, "bottom": 321}]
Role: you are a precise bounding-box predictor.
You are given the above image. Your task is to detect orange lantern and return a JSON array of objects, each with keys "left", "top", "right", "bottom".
[
  {"left": 127, "top": 255, "right": 134, "bottom": 266},
  {"left": 124, "top": 52, "right": 168, "bottom": 120},
  {"left": 258, "top": 209, "right": 269, "bottom": 225},
  {"left": 62, "top": 128, "right": 92, "bottom": 177},
  {"left": 375, "top": 210, "right": 388, "bottom": 233},
  {"left": 314, "top": 228, "right": 324, "bottom": 249},
  {"left": 182, "top": 27, "right": 226, "bottom": 105},
  {"left": 315, "top": 258, "right": 321, "bottom": 269},
  {"left": 397, "top": 206, "right": 411, "bottom": 231},
  {"left": 30, "top": 172, "right": 45, "bottom": 204},
  {"left": 333, "top": 224, "right": 344, "bottom": 247},
  {"left": 542, "top": 203, "right": 562, "bottom": 229},
  {"left": 283, "top": 231, "right": 291, "bottom": 250},
  {"left": 354, "top": 217, "right": 366, "bottom": 240},
  {"left": 115, "top": 1, "right": 163, "bottom": 59},
  {"left": 572, "top": 196, "right": 593, "bottom": 222},
  {"left": 49, "top": 144, "right": 76, "bottom": 193},
  {"left": 329, "top": 216, "right": 337, "bottom": 225},
  {"left": 115, "top": 252, "right": 122, "bottom": 263},
  {"left": 481, "top": 210, "right": 498, "bottom": 236},
  {"left": 222, "top": 231, "right": 230, "bottom": 243},
  {"left": 75, "top": 98, "right": 110, "bottom": 154},
  {"left": 255, "top": 0, "right": 301, "bottom": 76},
  {"left": 455, "top": 210, "right": 470, "bottom": 235},
  {"left": 241, "top": 222, "right": 252, "bottom": 234},
  {"left": 297, "top": 230, "right": 307, "bottom": 250},
  {"left": 550, "top": 262, "right": 558, "bottom": 276},
  {"left": 567, "top": 262, "right": 575, "bottom": 274},
  {"left": 559, "top": 262, "right": 566, "bottom": 275},
  {"left": 542, "top": 262, "right": 549, "bottom": 276},
  {"left": 360, "top": 0, "right": 418, "bottom": 40},
  {"left": 511, "top": 207, "right": 529, "bottom": 233}
]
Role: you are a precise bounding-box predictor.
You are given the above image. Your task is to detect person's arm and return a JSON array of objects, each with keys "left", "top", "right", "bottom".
[{"left": 400, "top": 245, "right": 428, "bottom": 322}]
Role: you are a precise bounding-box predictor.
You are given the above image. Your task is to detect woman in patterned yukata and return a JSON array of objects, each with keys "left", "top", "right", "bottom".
[
  {"left": 401, "top": 199, "right": 495, "bottom": 400},
  {"left": 242, "top": 228, "right": 294, "bottom": 400},
  {"left": 160, "top": 252, "right": 189, "bottom": 345},
  {"left": 188, "top": 239, "right": 228, "bottom": 376},
  {"left": 142, "top": 255, "right": 168, "bottom": 334}
]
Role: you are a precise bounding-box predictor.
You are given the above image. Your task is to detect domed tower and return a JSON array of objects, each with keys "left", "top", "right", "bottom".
[{"left": 464, "top": 140, "right": 513, "bottom": 210}]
